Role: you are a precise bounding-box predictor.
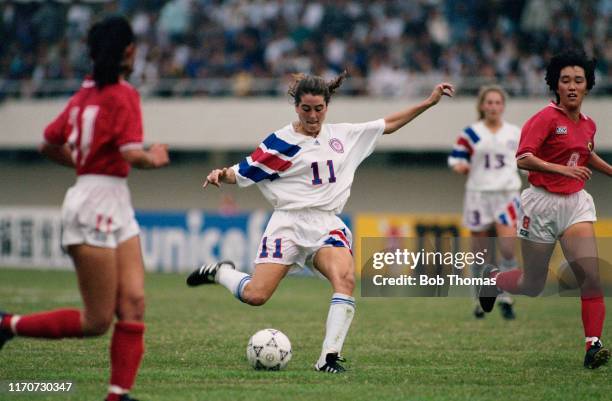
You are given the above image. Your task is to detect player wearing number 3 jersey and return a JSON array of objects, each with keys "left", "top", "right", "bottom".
[
  {"left": 187, "top": 72, "right": 454, "bottom": 373},
  {"left": 0, "top": 16, "right": 169, "bottom": 401}
]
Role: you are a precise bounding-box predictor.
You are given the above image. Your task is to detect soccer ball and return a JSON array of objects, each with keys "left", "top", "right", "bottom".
[{"left": 246, "top": 328, "right": 292, "bottom": 370}]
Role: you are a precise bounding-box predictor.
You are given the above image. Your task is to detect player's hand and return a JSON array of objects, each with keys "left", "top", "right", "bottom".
[
  {"left": 149, "top": 143, "right": 170, "bottom": 167},
  {"left": 559, "top": 165, "right": 592, "bottom": 181},
  {"left": 203, "top": 168, "right": 228, "bottom": 188},
  {"left": 452, "top": 163, "right": 470, "bottom": 175},
  {"left": 427, "top": 82, "right": 454, "bottom": 106}
]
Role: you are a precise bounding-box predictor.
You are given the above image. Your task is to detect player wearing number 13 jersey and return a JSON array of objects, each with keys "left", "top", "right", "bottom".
[
  {"left": 0, "top": 16, "right": 169, "bottom": 401},
  {"left": 448, "top": 85, "right": 522, "bottom": 320},
  {"left": 187, "top": 72, "right": 454, "bottom": 373}
]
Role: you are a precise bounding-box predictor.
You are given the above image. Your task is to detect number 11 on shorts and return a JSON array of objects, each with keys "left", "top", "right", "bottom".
[{"left": 259, "top": 237, "right": 283, "bottom": 259}]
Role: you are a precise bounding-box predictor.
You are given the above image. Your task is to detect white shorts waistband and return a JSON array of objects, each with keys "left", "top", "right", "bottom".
[{"left": 76, "top": 174, "right": 128, "bottom": 186}]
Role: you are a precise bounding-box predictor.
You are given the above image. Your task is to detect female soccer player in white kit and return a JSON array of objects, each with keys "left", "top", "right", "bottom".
[
  {"left": 448, "top": 85, "right": 521, "bottom": 319},
  {"left": 187, "top": 72, "right": 454, "bottom": 373}
]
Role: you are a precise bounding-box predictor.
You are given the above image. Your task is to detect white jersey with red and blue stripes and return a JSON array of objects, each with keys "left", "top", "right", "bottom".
[
  {"left": 232, "top": 119, "right": 386, "bottom": 213},
  {"left": 448, "top": 120, "right": 521, "bottom": 191}
]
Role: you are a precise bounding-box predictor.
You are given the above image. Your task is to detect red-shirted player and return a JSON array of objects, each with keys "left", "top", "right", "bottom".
[
  {"left": 478, "top": 49, "right": 612, "bottom": 369},
  {"left": 0, "top": 16, "right": 169, "bottom": 400}
]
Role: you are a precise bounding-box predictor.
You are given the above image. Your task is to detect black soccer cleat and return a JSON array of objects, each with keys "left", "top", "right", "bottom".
[
  {"left": 186, "top": 260, "right": 235, "bottom": 286},
  {"left": 499, "top": 301, "right": 516, "bottom": 320},
  {"left": 0, "top": 311, "right": 14, "bottom": 350},
  {"left": 473, "top": 304, "right": 485, "bottom": 319},
  {"left": 105, "top": 394, "right": 140, "bottom": 401},
  {"left": 478, "top": 264, "right": 502, "bottom": 313},
  {"left": 315, "top": 353, "right": 346, "bottom": 373},
  {"left": 584, "top": 340, "right": 611, "bottom": 369}
]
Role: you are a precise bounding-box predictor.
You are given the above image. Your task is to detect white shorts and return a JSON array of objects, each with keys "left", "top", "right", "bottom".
[
  {"left": 517, "top": 186, "right": 596, "bottom": 244},
  {"left": 463, "top": 190, "right": 520, "bottom": 231},
  {"left": 61, "top": 175, "right": 140, "bottom": 249},
  {"left": 254, "top": 209, "right": 352, "bottom": 268}
]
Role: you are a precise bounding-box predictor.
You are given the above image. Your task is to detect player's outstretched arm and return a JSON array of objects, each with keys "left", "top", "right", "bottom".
[
  {"left": 203, "top": 167, "right": 237, "bottom": 188},
  {"left": 122, "top": 143, "right": 170, "bottom": 169},
  {"left": 518, "top": 154, "right": 592, "bottom": 181},
  {"left": 39, "top": 143, "right": 75, "bottom": 167},
  {"left": 383, "top": 82, "right": 454, "bottom": 135},
  {"left": 588, "top": 152, "right": 612, "bottom": 177}
]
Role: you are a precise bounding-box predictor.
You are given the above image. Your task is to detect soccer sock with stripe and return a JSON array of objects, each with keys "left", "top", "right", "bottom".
[
  {"left": 215, "top": 267, "right": 251, "bottom": 303},
  {"left": 8, "top": 309, "right": 83, "bottom": 338},
  {"left": 107, "top": 321, "right": 145, "bottom": 401},
  {"left": 317, "top": 293, "right": 355, "bottom": 366}
]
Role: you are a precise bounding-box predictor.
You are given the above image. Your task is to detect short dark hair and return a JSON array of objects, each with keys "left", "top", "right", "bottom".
[
  {"left": 288, "top": 71, "right": 348, "bottom": 106},
  {"left": 545, "top": 49, "right": 596, "bottom": 103},
  {"left": 87, "top": 15, "right": 135, "bottom": 88}
]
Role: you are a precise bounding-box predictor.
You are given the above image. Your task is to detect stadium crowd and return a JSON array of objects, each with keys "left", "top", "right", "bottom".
[{"left": 1, "top": 0, "right": 611, "bottom": 97}]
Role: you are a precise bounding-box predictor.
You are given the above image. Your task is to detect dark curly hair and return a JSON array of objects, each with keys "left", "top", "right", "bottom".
[
  {"left": 288, "top": 70, "right": 348, "bottom": 106},
  {"left": 545, "top": 49, "right": 596, "bottom": 104},
  {"left": 87, "top": 15, "right": 135, "bottom": 88}
]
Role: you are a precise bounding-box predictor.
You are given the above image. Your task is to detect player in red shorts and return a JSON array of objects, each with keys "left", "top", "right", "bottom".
[
  {"left": 0, "top": 16, "right": 169, "bottom": 400},
  {"left": 478, "top": 49, "right": 612, "bottom": 369}
]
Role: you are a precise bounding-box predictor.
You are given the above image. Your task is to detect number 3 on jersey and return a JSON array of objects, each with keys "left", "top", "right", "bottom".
[
  {"left": 67, "top": 105, "right": 100, "bottom": 167},
  {"left": 311, "top": 160, "right": 337, "bottom": 185}
]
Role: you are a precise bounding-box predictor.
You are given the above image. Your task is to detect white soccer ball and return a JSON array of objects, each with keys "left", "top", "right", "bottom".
[{"left": 246, "top": 328, "right": 292, "bottom": 370}]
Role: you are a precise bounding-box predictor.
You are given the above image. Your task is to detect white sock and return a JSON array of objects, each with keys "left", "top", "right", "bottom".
[
  {"left": 498, "top": 258, "right": 517, "bottom": 303},
  {"left": 317, "top": 293, "right": 355, "bottom": 366},
  {"left": 499, "top": 258, "right": 518, "bottom": 271},
  {"left": 215, "top": 267, "right": 251, "bottom": 302}
]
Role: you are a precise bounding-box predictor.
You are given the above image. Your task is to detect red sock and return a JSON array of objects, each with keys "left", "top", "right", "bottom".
[
  {"left": 495, "top": 269, "right": 523, "bottom": 294},
  {"left": 108, "top": 321, "right": 145, "bottom": 399},
  {"left": 582, "top": 296, "right": 605, "bottom": 349},
  {"left": 14, "top": 309, "right": 83, "bottom": 338}
]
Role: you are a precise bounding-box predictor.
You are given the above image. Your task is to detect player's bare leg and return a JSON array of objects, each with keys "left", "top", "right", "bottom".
[
  {"left": 240, "top": 263, "right": 290, "bottom": 306},
  {"left": 560, "top": 222, "right": 609, "bottom": 368},
  {"left": 106, "top": 236, "right": 146, "bottom": 401},
  {"left": 479, "top": 239, "right": 554, "bottom": 312},
  {"left": 312, "top": 247, "right": 355, "bottom": 373},
  {"left": 0, "top": 244, "right": 116, "bottom": 348},
  {"left": 187, "top": 259, "right": 289, "bottom": 306}
]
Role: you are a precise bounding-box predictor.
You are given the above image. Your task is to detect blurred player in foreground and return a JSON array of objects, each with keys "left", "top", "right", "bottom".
[
  {"left": 479, "top": 49, "right": 612, "bottom": 369},
  {"left": 187, "top": 72, "right": 453, "bottom": 373},
  {"left": 448, "top": 85, "right": 522, "bottom": 319},
  {"left": 0, "top": 16, "right": 169, "bottom": 400}
]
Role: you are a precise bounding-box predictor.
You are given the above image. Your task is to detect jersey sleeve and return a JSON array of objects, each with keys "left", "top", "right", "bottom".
[
  {"left": 43, "top": 101, "right": 73, "bottom": 146},
  {"left": 447, "top": 127, "right": 475, "bottom": 167},
  {"left": 231, "top": 132, "right": 298, "bottom": 188},
  {"left": 114, "top": 91, "right": 144, "bottom": 152},
  {"left": 346, "top": 118, "right": 386, "bottom": 164},
  {"left": 516, "top": 111, "right": 552, "bottom": 159}
]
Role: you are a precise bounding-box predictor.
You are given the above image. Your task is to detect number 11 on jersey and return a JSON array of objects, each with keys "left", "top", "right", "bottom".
[{"left": 311, "top": 160, "right": 337, "bottom": 185}]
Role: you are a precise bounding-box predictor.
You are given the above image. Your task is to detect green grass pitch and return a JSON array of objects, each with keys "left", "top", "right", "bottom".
[{"left": 1, "top": 268, "right": 610, "bottom": 401}]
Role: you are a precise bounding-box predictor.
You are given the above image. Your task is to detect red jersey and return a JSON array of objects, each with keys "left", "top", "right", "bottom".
[
  {"left": 516, "top": 103, "right": 596, "bottom": 194},
  {"left": 44, "top": 78, "right": 144, "bottom": 177}
]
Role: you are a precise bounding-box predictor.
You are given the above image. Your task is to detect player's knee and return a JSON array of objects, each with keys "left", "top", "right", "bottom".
[
  {"left": 242, "top": 286, "right": 271, "bottom": 306},
  {"left": 333, "top": 269, "right": 355, "bottom": 294},
  {"left": 83, "top": 314, "right": 113, "bottom": 336},
  {"left": 245, "top": 293, "right": 269, "bottom": 306},
  {"left": 117, "top": 293, "right": 146, "bottom": 321}
]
